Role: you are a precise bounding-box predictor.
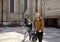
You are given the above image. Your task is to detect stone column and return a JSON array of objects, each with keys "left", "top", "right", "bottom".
[
  {"left": 3, "top": 0, "right": 8, "bottom": 21},
  {"left": 38, "top": 0, "right": 42, "bottom": 16},
  {"left": 3, "top": 0, "right": 10, "bottom": 21},
  {"left": 0, "top": 0, "right": 2, "bottom": 22},
  {"left": 42, "top": 0, "right": 45, "bottom": 18},
  {"left": 24, "top": 0, "right": 32, "bottom": 18},
  {"left": 38, "top": 0, "right": 40, "bottom": 13},
  {"left": 16, "top": 0, "right": 20, "bottom": 13},
  {"left": 29, "top": 0, "right": 32, "bottom": 19},
  {"left": 30, "top": 0, "right": 33, "bottom": 21},
  {"left": 32, "top": 0, "right": 35, "bottom": 14},
  {"left": 6, "top": 0, "right": 9, "bottom": 21},
  {"left": 31, "top": 0, "right": 36, "bottom": 21},
  {"left": 19, "top": 0, "right": 24, "bottom": 21},
  {"left": 27, "top": 0, "right": 30, "bottom": 15},
  {"left": 14, "top": 0, "right": 16, "bottom": 13}
]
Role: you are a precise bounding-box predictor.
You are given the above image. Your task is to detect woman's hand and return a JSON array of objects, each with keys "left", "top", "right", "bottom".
[{"left": 39, "top": 30, "right": 42, "bottom": 32}]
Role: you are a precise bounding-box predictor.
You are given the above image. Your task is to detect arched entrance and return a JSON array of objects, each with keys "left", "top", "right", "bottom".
[{"left": 44, "top": 18, "right": 58, "bottom": 27}]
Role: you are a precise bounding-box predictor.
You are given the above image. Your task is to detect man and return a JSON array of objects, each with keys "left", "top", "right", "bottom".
[
  {"left": 34, "top": 13, "right": 44, "bottom": 42},
  {"left": 24, "top": 17, "right": 28, "bottom": 27}
]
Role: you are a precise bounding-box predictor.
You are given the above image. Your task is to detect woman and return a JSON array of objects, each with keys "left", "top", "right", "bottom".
[
  {"left": 34, "top": 13, "right": 44, "bottom": 42},
  {"left": 27, "top": 19, "right": 32, "bottom": 40}
]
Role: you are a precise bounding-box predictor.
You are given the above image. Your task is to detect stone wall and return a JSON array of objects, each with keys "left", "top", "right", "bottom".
[
  {"left": 2, "top": 0, "right": 24, "bottom": 22},
  {"left": 0, "top": 0, "right": 60, "bottom": 22},
  {"left": 45, "top": 0, "right": 60, "bottom": 17}
]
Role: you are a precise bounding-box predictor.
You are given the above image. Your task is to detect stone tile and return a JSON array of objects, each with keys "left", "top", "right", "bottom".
[{"left": 0, "top": 27, "right": 60, "bottom": 42}]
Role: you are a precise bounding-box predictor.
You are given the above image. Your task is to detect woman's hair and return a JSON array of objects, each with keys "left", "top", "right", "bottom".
[
  {"left": 35, "top": 12, "right": 41, "bottom": 17},
  {"left": 39, "top": 17, "right": 42, "bottom": 21},
  {"left": 35, "top": 12, "right": 43, "bottom": 21}
]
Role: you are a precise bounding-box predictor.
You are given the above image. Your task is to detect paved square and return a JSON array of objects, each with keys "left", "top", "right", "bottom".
[{"left": 0, "top": 27, "right": 60, "bottom": 42}]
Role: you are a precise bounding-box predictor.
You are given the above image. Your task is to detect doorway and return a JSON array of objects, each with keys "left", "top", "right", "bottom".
[{"left": 44, "top": 18, "right": 58, "bottom": 27}]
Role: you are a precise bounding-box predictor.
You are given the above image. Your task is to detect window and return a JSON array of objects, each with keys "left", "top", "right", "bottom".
[
  {"left": 45, "top": 6, "right": 51, "bottom": 11},
  {"left": 24, "top": 0, "right": 27, "bottom": 12},
  {"left": 47, "top": 7, "right": 51, "bottom": 10},
  {"left": 10, "top": 0, "right": 14, "bottom": 13},
  {"left": 35, "top": 0, "right": 38, "bottom": 12}
]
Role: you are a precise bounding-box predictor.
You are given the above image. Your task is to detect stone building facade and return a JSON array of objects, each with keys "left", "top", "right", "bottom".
[
  {"left": 0, "top": 0, "right": 43, "bottom": 22},
  {"left": 44, "top": 0, "right": 60, "bottom": 27},
  {"left": 0, "top": 0, "right": 60, "bottom": 27}
]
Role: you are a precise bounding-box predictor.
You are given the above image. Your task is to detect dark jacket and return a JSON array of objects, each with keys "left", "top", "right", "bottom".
[{"left": 28, "top": 23, "right": 32, "bottom": 29}]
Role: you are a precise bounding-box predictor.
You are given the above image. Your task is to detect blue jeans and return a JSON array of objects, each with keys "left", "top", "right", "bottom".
[{"left": 28, "top": 29, "right": 32, "bottom": 39}]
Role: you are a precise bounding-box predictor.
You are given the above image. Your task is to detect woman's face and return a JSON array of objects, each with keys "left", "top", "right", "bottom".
[
  {"left": 35, "top": 13, "right": 40, "bottom": 18},
  {"left": 28, "top": 19, "right": 31, "bottom": 22}
]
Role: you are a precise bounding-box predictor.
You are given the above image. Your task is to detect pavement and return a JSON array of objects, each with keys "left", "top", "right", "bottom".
[{"left": 0, "top": 27, "right": 60, "bottom": 42}]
